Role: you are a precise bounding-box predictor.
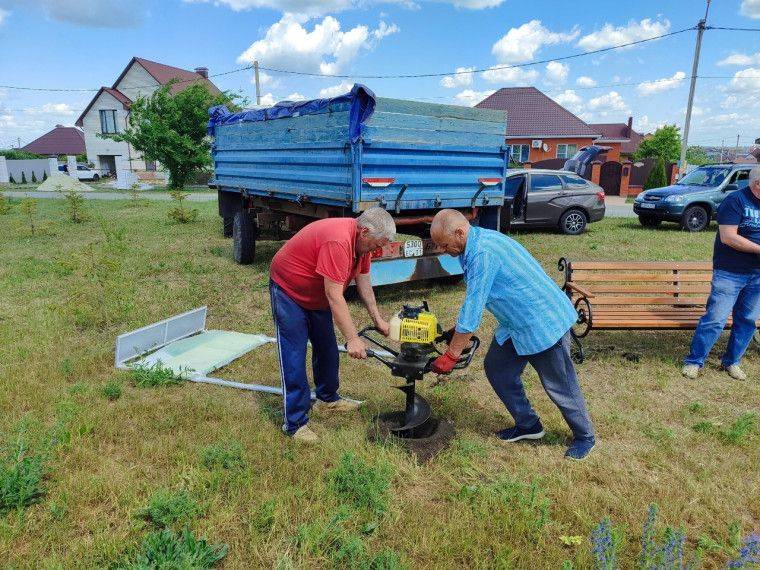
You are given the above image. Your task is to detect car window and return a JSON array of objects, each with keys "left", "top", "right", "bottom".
[
  {"left": 77, "top": 165, "right": 87, "bottom": 171},
  {"left": 559, "top": 174, "right": 589, "bottom": 188},
  {"left": 504, "top": 175, "right": 525, "bottom": 198},
  {"left": 529, "top": 173, "right": 562, "bottom": 192},
  {"left": 678, "top": 166, "right": 731, "bottom": 186},
  {"left": 729, "top": 169, "right": 750, "bottom": 190}
]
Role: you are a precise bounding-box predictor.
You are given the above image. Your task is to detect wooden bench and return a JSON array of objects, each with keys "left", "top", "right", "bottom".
[{"left": 557, "top": 258, "right": 746, "bottom": 362}]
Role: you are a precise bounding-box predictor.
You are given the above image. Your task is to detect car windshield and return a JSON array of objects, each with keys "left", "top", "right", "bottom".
[{"left": 677, "top": 166, "right": 731, "bottom": 187}]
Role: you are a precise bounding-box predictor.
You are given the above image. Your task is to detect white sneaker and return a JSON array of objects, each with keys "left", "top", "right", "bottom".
[
  {"left": 723, "top": 364, "right": 747, "bottom": 381},
  {"left": 682, "top": 364, "right": 699, "bottom": 379},
  {"left": 292, "top": 425, "right": 319, "bottom": 443}
]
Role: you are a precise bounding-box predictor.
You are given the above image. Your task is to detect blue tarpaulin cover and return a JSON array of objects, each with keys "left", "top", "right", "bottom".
[{"left": 207, "top": 83, "right": 376, "bottom": 143}]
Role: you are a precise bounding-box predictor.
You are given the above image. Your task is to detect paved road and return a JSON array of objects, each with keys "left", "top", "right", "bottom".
[
  {"left": 604, "top": 203, "right": 635, "bottom": 218},
  {"left": 4, "top": 191, "right": 218, "bottom": 202}
]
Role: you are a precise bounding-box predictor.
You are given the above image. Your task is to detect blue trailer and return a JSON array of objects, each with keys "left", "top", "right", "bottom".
[{"left": 208, "top": 84, "right": 508, "bottom": 285}]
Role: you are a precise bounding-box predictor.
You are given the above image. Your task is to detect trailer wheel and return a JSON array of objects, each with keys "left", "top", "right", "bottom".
[
  {"left": 222, "top": 216, "right": 234, "bottom": 238},
  {"left": 233, "top": 211, "right": 256, "bottom": 264}
]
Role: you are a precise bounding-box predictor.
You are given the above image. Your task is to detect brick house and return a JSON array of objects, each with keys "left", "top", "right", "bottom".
[
  {"left": 74, "top": 57, "right": 220, "bottom": 175},
  {"left": 475, "top": 87, "right": 601, "bottom": 164},
  {"left": 588, "top": 117, "right": 644, "bottom": 162},
  {"left": 21, "top": 124, "right": 86, "bottom": 156}
]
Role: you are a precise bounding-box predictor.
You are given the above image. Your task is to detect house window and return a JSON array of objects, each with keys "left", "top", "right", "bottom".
[
  {"left": 509, "top": 144, "right": 530, "bottom": 164},
  {"left": 556, "top": 143, "right": 577, "bottom": 159},
  {"left": 99, "top": 110, "right": 118, "bottom": 134}
]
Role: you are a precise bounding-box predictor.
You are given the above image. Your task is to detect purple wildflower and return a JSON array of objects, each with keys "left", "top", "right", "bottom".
[
  {"left": 728, "top": 533, "right": 760, "bottom": 569},
  {"left": 591, "top": 517, "right": 618, "bottom": 570}
]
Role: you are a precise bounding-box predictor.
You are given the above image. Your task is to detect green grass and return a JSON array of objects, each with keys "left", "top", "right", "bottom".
[
  {"left": 0, "top": 439, "right": 45, "bottom": 514},
  {"left": 129, "top": 362, "right": 186, "bottom": 388},
  {"left": 114, "top": 527, "right": 227, "bottom": 569},
  {"left": 135, "top": 489, "right": 203, "bottom": 528},
  {"left": 0, "top": 199, "right": 758, "bottom": 567}
]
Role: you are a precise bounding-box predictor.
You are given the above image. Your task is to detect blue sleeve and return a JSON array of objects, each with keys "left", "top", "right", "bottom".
[
  {"left": 717, "top": 192, "right": 743, "bottom": 226},
  {"left": 455, "top": 251, "right": 498, "bottom": 334}
]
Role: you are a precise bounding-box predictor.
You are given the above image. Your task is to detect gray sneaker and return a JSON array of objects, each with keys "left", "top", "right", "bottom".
[
  {"left": 682, "top": 364, "right": 699, "bottom": 379},
  {"left": 723, "top": 364, "right": 747, "bottom": 380}
]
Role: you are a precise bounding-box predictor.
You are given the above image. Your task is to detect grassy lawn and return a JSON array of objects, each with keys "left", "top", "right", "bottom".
[{"left": 0, "top": 198, "right": 758, "bottom": 568}]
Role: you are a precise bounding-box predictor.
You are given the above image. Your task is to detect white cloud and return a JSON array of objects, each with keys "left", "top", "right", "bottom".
[
  {"left": 741, "top": 0, "right": 760, "bottom": 18},
  {"left": 237, "top": 14, "right": 396, "bottom": 76},
  {"left": 440, "top": 67, "right": 475, "bottom": 88},
  {"left": 372, "top": 20, "right": 399, "bottom": 39},
  {"left": 481, "top": 66, "right": 539, "bottom": 85},
  {"left": 576, "top": 76, "right": 597, "bottom": 88},
  {"left": 551, "top": 89, "right": 583, "bottom": 114},
  {"left": 635, "top": 115, "right": 665, "bottom": 133},
  {"left": 0, "top": 7, "right": 8, "bottom": 25},
  {"left": 319, "top": 81, "right": 354, "bottom": 98},
  {"left": 23, "top": 103, "right": 75, "bottom": 116},
  {"left": 717, "top": 52, "right": 760, "bottom": 66},
  {"left": 446, "top": 0, "right": 505, "bottom": 7},
  {"left": 587, "top": 90, "right": 630, "bottom": 118},
  {"left": 258, "top": 93, "right": 276, "bottom": 106},
  {"left": 454, "top": 89, "right": 496, "bottom": 107},
  {"left": 0, "top": 0, "right": 148, "bottom": 28},
  {"left": 491, "top": 20, "right": 579, "bottom": 65},
  {"left": 729, "top": 67, "right": 760, "bottom": 92},
  {"left": 577, "top": 18, "right": 670, "bottom": 51},
  {"left": 636, "top": 71, "right": 686, "bottom": 96},
  {"left": 681, "top": 105, "right": 707, "bottom": 117},
  {"left": 286, "top": 92, "right": 307, "bottom": 101},
  {"left": 544, "top": 61, "right": 569, "bottom": 85}
]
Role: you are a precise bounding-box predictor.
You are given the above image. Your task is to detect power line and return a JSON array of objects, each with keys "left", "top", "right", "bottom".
[{"left": 0, "top": 25, "right": 694, "bottom": 92}]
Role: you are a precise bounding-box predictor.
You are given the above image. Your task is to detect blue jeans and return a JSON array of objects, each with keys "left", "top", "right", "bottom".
[
  {"left": 685, "top": 269, "right": 760, "bottom": 368},
  {"left": 483, "top": 331, "right": 595, "bottom": 442},
  {"left": 269, "top": 281, "right": 340, "bottom": 434}
]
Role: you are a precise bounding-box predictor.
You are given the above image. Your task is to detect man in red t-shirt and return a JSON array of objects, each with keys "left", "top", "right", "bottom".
[{"left": 269, "top": 207, "right": 396, "bottom": 442}]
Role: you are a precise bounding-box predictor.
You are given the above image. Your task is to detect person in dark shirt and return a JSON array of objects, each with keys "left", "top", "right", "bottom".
[{"left": 683, "top": 166, "right": 760, "bottom": 380}]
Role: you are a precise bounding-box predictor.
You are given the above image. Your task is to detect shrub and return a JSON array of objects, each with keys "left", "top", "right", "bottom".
[
  {"left": 168, "top": 190, "right": 198, "bottom": 223},
  {"left": 102, "top": 380, "right": 122, "bottom": 401},
  {"left": 62, "top": 189, "right": 88, "bottom": 223},
  {"left": 130, "top": 362, "right": 185, "bottom": 388},
  {"left": 115, "top": 527, "right": 227, "bottom": 569},
  {"left": 136, "top": 489, "right": 203, "bottom": 528},
  {"left": 0, "top": 438, "right": 45, "bottom": 514},
  {"left": 644, "top": 157, "right": 668, "bottom": 191},
  {"left": 9, "top": 174, "right": 16, "bottom": 184},
  {"left": 21, "top": 171, "right": 27, "bottom": 184},
  {"left": 327, "top": 453, "right": 392, "bottom": 518},
  {"left": 19, "top": 197, "right": 38, "bottom": 235},
  {"left": 42, "top": 171, "right": 48, "bottom": 181},
  {"left": 200, "top": 440, "right": 246, "bottom": 470}
]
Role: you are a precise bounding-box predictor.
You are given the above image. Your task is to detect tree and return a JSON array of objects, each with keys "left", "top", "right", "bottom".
[
  {"left": 686, "top": 146, "right": 709, "bottom": 165},
  {"left": 644, "top": 156, "right": 668, "bottom": 190},
  {"left": 109, "top": 82, "right": 231, "bottom": 189},
  {"left": 634, "top": 125, "right": 682, "bottom": 162},
  {"left": 0, "top": 149, "right": 43, "bottom": 159}
]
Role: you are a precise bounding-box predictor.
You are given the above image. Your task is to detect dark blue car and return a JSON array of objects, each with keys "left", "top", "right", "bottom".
[{"left": 633, "top": 163, "right": 754, "bottom": 231}]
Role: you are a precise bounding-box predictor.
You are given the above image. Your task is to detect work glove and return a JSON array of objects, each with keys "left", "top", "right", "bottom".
[
  {"left": 435, "top": 327, "right": 454, "bottom": 344},
  {"left": 430, "top": 351, "right": 459, "bottom": 375}
]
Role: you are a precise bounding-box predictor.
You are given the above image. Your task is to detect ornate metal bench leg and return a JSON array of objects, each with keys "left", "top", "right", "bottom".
[{"left": 570, "top": 332, "right": 585, "bottom": 364}]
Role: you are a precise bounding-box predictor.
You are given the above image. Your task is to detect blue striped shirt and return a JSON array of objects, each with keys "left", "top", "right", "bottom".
[{"left": 455, "top": 226, "right": 577, "bottom": 355}]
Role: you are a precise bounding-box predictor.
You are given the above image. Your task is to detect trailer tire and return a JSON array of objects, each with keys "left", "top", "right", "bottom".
[
  {"left": 222, "top": 216, "right": 234, "bottom": 238},
  {"left": 233, "top": 211, "right": 256, "bottom": 264}
]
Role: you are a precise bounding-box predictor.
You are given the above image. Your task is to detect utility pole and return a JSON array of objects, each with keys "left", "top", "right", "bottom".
[
  {"left": 679, "top": 0, "right": 711, "bottom": 174},
  {"left": 719, "top": 138, "right": 725, "bottom": 163},
  {"left": 735, "top": 134, "right": 741, "bottom": 161},
  {"left": 253, "top": 60, "right": 261, "bottom": 106}
]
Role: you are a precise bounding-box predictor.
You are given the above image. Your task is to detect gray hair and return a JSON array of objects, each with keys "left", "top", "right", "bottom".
[
  {"left": 750, "top": 166, "right": 760, "bottom": 184},
  {"left": 357, "top": 207, "right": 396, "bottom": 240}
]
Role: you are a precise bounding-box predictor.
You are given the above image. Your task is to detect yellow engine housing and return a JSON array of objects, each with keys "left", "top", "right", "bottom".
[{"left": 399, "top": 312, "right": 438, "bottom": 344}]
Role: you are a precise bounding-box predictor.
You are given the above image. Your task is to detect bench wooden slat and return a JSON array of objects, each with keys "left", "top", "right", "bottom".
[
  {"left": 585, "top": 284, "right": 713, "bottom": 294},
  {"left": 572, "top": 273, "right": 714, "bottom": 283},
  {"left": 571, "top": 261, "right": 713, "bottom": 271},
  {"left": 592, "top": 321, "right": 709, "bottom": 329},
  {"left": 590, "top": 296, "right": 708, "bottom": 306}
]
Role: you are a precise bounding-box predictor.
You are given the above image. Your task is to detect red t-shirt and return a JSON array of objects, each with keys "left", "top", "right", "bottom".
[{"left": 270, "top": 218, "right": 371, "bottom": 310}]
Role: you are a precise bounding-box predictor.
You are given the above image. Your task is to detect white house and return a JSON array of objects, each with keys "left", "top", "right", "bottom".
[{"left": 75, "top": 57, "right": 220, "bottom": 175}]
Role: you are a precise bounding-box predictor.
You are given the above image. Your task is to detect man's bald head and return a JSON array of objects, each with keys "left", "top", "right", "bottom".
[{"left": 430, "top": 209, "right": 471, "bottom": 255}]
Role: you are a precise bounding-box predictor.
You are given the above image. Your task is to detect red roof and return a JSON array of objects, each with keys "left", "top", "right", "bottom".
[
  {"left": 475, "top": 87, "right": 599, "bottom": 138},
  {"left": 589, "top": 122, "right": 644, "bottom": 154},
  {"left": 22, "top": 125, "right": 86, "bottom": 155},
  {"left": 115, "top": 57, "right": 221, "bottom": 96}
]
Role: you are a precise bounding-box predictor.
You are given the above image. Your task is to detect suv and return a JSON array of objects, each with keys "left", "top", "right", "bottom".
[
  {"left": 58, "top": 163, "right": 100, "bottom": 181},
  {"left": 502, "top": 169, "right": 606, "bottom": 235},
  {"left": 633, "top": 163, "right": 753, "bottom": 231}
]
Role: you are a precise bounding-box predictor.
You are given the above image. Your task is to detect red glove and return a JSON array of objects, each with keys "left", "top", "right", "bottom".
[{"left": 430, "top": 351, "right": 459, "bottom": 375}]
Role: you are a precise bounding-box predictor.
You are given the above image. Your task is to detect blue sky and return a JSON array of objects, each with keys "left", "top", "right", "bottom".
[{"left": 1, "top": 0, "right": 760, "bottom": 150}]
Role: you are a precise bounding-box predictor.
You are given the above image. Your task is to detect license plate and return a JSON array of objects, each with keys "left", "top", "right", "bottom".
[
  {"left": 404, "top": 239, "right": 424, "bottom": 258},
  {"left": 641, "top": 202, "right": 656, "bottom": 209}
]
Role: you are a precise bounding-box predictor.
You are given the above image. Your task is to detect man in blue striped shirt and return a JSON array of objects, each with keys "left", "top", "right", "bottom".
[{"left": 429, "top": 210, "right": 595, "bottom": 460}]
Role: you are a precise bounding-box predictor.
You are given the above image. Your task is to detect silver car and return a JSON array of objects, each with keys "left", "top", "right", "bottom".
[{"left": 502, "top": 169, "right": 606, "bottom": 235}]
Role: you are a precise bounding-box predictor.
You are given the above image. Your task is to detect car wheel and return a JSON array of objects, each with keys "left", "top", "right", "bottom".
[
  {"left": 559, "top": 209, "right": 587, "bottom": 235},
  {"left": 638, "top": 215, "right": 662, "bottom": 228},
  {"left": 92, "top": 174, "right": 100, "bottom": 181},
  {"left": 681, "top": 205, "right": 709, "bottom": 232}
]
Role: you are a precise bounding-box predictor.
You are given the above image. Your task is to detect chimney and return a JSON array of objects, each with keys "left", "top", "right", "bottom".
[
  {"left": 626, "top": 116, "right": 633, "bottom": 138},
  {"left": 195, "top": 67, "right": 208, "bottom": 79},
  {"left": 55, "top": 124, "right": 64, "bottom": 128}
]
